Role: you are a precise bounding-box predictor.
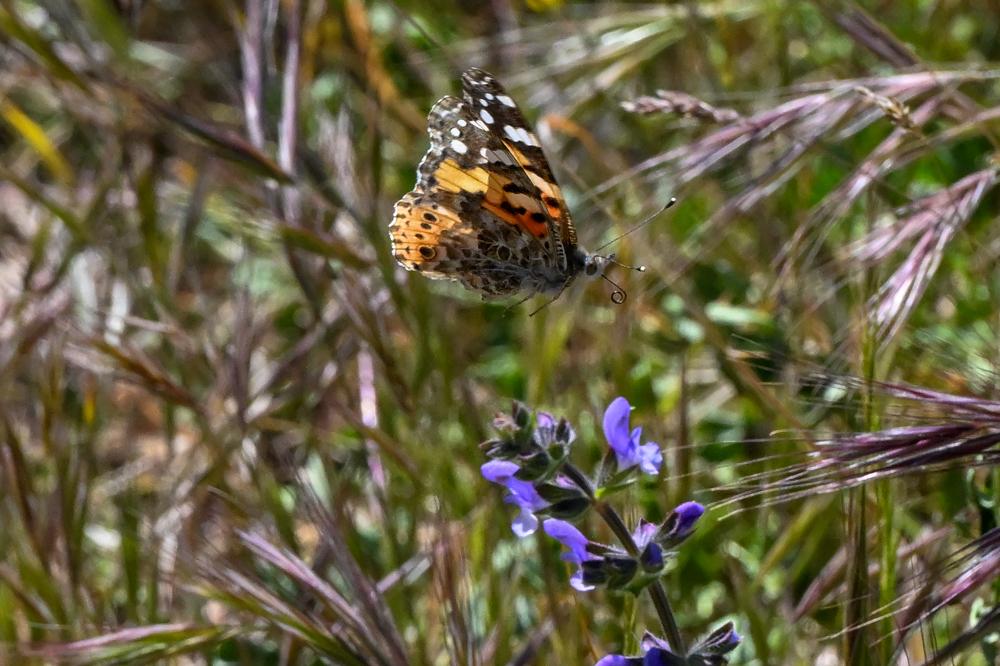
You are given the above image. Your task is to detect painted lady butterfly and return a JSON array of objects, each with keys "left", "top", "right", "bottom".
[{"left": 390, "top": 68, "right": 635, "bottom": 307}]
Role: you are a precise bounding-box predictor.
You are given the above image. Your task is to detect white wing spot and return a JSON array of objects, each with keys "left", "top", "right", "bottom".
[
  {"left": 450, "top": 127, "right": 461, "bottom": 137},
  {"left": 480, "top": 148, "right": 515, "bottom": 165},
  {"left": 497, "top": 95, "right": 516, "bottom": 107},
  {"left": 450, "top": 139, "right": 468, "bottom": 154},
  {"left": 472, "top": 120, "right": 489, "bottom": 131},
  {"left": 485, "top": 93, "right": 495, "bottom": 100},
  {"left": 457, "top": 119, "right": 468, "bottom": 127},
  {"left": 504, "top": 125, "right": 538, "bottom": 146},
  {"left": 480, "top": 109, "right": 494, "bottom": 124},
  {"left": 479, "top": 98, "right": 489, "bottom": 106}
]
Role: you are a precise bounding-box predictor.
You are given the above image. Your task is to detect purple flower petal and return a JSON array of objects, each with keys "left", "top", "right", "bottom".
[
  {"left": 505, "top": 477, "right": 547, "bottom": 511},
  {"left": 640, "top": 631, "right": 674, "bottom": 653},
  {"left": 544, "top": 518, "right": 601, "bottom": 592},
  {"left": 595, "top": 632, "right": 677, "bottom": 666},
  {"left": 640, "top": 542, "right": 664, "bottom": 572},
  {"left": 602, "top": 397, "right": 662, "bottom": 475},
  {"left": 481, "top": 460, "right": 518, "bottom": 483},
  {"left": 671, "top": 501, "right": 705, "bottom": 538},
  {"left": 543, "top": 519, "right": 590, "bottom": 563},
  {"left": 641, "top": 633, "right": 681, "bottom": 665},
  {"left": 640, "top": 648, "right": 676, "bottom": 666},
  {"left": 595, "top": 656, "right": 638, "bottom": 666},
  {"left": 632, "top": 519, "right": 658, "bottom": 548},
  {"left": 637, "top": 442, "right": 663, "bottom": 475},
  {"left": 533, "top": 410, "right": 559, "bottom": 447},
  {"left": 657, "top": 501, "right": 705, "bottom": 547},
  {"left": 511, "top": 508, "right": 539, "bottom": 537},
  {"left": 694, "top": 621, "right": 742, "bottom": 655},
  {"left": 570, "top": 569, "right": 595, "bottom": 592},
  {"left": 482, "top": 460, "right": 548, "bottom": 536},
  {"left": 603, "top": 397, "right": 633, "bottom": 461}
]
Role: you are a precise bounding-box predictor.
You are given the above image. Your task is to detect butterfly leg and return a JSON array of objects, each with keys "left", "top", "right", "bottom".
[
  {"left": 503, "top": 292, "right": 535, "bottom": 317},
  {"left": 527, "top": 277, "right": 574, "bottom": 317}
]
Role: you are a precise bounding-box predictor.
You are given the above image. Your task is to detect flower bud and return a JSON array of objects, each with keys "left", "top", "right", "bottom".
[
  {"left": 516, "top": 449, "right": 552, "bottom": 480},
  {"left": 545, "top": 496, "right": 592, "bottom": 521},
  {"left": 555, "top": 417, "right": 575, "bottom": 445},
  {"left": 639, "top": 542, "right": 664, "bottom": 573},
  {"left": 693, "top": 621, "right": 741, "bottom": 656},
  {"left": 512, "top": 400, "right": 531, "bottom": 428},
  {"left": 655, "top": 501, "right": 705, "bottom": 549},
  {"left": 603, "top": 554, "right": 639, "bottom": 589},
  {"left": 580, "top": 559, "right": 609, "bottom": 588}
]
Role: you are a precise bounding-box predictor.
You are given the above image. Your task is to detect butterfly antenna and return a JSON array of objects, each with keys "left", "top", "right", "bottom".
[
  {"left": 594, "top": 197, "right": 677, "bottom": 253},
  {"left": 601, "top": 273, "right": 628, "bottom": 304},
  {"left": 606, "top": 255, "right": 647, "bottom": 272}
]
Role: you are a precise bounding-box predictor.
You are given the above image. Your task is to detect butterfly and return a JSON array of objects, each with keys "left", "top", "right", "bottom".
[{"left": 390, "top": 68, "right": 641, "bottom": 307}]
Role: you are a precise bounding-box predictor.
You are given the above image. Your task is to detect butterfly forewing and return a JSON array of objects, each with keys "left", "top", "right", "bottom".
[{"left": 460, "top": 68, "right": 579, "bottom": 250}]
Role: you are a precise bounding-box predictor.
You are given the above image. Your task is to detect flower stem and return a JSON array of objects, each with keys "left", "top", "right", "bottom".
[
  {"left": 647, "top": 582, "right": 686, "bottom": 656},
  {"left": 563, "top": 463, "right": 687, "bottom": 656}
]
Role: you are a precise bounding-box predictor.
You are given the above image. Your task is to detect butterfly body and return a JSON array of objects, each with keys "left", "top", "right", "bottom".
[{"left": 390, "top": 68, "right": 604, "bottom": 301}]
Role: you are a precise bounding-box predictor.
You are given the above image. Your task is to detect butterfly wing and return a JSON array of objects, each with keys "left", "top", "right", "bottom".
[
  {"left": 460, "top": 68, "right": 578, "bottom": 250},
  {"left": 391, "top": 89, "right": 571, "bottom": 297}
]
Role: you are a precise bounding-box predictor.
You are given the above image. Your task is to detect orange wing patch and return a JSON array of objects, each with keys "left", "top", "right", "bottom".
[
  {"left": 432, "top": 158, "right": 490, "bottom": 195},
  {"left": 432, "top": 159, "right": 550, "bottom": 239},
  {"left": 501, "top": 142, "right": 575, "bottom": 244},
  {"left": 390, "top": 194, "right": 473, "bottom": 275},
  {"left": 481, "top": 193, "right": 549, "bottom": 238}
]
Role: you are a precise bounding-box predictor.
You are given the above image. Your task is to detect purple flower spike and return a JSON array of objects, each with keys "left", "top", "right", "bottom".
[
  {"left": 603, "top": 397, "right": 663, "bottom": 475},
  {"left": 481, "top": 460, "right": 548, "bottom": 536},
  {"left": 543, "top": 518, "right": 599, "bottom": 591}
]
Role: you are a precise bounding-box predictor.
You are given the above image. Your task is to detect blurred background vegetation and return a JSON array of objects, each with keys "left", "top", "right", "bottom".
[{"left": 2, "top": 0, "right": 1000, "bottom": 664}]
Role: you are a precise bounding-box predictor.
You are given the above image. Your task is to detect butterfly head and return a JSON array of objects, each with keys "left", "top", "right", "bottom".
[
  {"left": 572, "top": 249, "right": 645, "bottom": 304},
  {"left": 581, "top": 252, "right": 608, "bottom": 278},
  {"left": 577, "top": 250, "right": 645, "bottom": 277}
]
